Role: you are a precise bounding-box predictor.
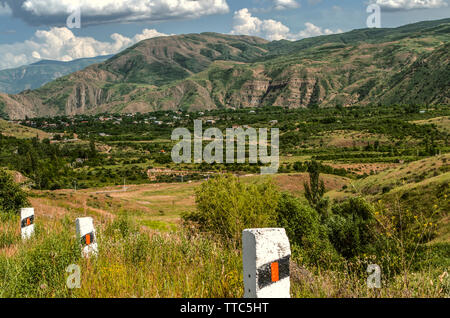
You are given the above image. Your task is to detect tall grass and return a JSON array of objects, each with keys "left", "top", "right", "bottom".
[
  {"left": 0, "top": 212, "right": 448, "bottom": 298},
  {"left": 0, "top": 214, "right": 242, "bottom": 298}
]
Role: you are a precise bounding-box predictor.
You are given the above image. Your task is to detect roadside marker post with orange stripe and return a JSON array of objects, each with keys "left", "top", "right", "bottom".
[
  {"left": 76, "top": 217, "right": 98, "bottom": 258},
  {"left": 243, "top": 228, "right": 291, "bottom": 298},
  {"left": 20, "top": 208, "right": 35, "bottom": 240}
]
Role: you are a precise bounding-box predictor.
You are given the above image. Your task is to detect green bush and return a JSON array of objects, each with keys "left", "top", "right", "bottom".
[
  {"left": 277, "top": 192, "right": 339, "bottom": 266},
  {"left": 413, "top": 243, "right": 450, "bottom": 271},
  {"left": 277, "top": 192, "right": 321, "bottom": 247},
  {"left": 0, "top": 169, "right": 29, "bottom": 214},
  {"left": 326, "top": 197, "right": 378, "bottom": 259},
  {"left": 183, "top": 174, "right": 280, "bottom": 246}
]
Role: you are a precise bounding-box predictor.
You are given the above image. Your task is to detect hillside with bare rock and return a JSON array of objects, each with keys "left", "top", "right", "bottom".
[{"left": 1, "top": 19, "right": 449, "bottom": 119}]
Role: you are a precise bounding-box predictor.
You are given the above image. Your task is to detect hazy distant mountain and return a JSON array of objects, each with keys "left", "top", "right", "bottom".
[
  {"left": 0, "top": 18, "right": 448, "bottom": 119},
  {"left": 0, "top": 55, "right": 113, "bottom": 94}
]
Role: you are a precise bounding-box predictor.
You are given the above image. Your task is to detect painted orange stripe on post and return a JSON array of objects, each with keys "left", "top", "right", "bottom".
[
  {"left": 271, "top": 262, "right": 279, "bottom": 282},
  {"left": 86, "top": 234, "right": 91, "bottom": 245}
]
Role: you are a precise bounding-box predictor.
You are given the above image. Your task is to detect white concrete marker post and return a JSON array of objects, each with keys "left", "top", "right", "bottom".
[
  {"left": 76, "top": 217, "right": 98, "bottom": 258},
  {"left": 243, "top": 228, "right": 291, "bottom": 298},
  {"left": 20, "top": 208, "right": 35, "bottom": 240}
]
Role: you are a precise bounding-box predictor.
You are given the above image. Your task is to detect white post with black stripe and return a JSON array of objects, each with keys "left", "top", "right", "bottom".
[
  {"left": 21, "top": 208, "right": 35, "bottom": 240},
  {"left": 243, "top": 228, "right": 291, "bottom": 298},
  {"left": 76, "top": 217, "right": 98, "bottom": 258}
]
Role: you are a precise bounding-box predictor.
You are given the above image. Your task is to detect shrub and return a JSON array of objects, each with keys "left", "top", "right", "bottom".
[
  {"left": 0, "top": 169, "right": 29, "bottom": 214},
  {"left": 277, "top": 192, "right": 321, "bottom": 247},
  {"left": 372, "top": 199, "right": 442, "bottom": 277},
  {"left": 277, "top": 192, "right": 339, "bottom": 266},
  {"left": 183, "top": 174, "right": 280, "bottom": 246},
  {"left": 326, "top": 197, "right": 378, "bottom": 259}
]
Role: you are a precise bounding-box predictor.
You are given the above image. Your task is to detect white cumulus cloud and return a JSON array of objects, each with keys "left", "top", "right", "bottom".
[
  {"left": 373, "top": 0, "right": 448, "bottom": 11},
  {"left": 231, "top": 8, "right": 342, "bottom": 41},
  {"left": 273, "top": 0, "right": 300, "bottom": 10},
  {"left": 298, "top": 22, "right": 336, "bottom": 38},
  {"left": 0, "top": 27, "right": 169, "bottom": 70},
  {"left": 13, "top": 0, "right": 229, "bottom": 25}
]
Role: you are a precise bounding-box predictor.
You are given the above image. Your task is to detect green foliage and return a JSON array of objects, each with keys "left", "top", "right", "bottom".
[
  {"left": 277, "top": 192, "right": 320, "bottom": 245},
  {"left": 326, "top": 197, "right": 378, "bottom": 259},
  {"left": 308, "top": 81, "right": 321, "bottom": 108},
  {"left": 277, "top": 192, "right": 338, "bottom": 265},
  {"left": 413, "top": 243, "right": 450, "bottom": 271},
  {"left": 183, "top": 174, "right": 280, "bottom": 245},
  {"left": 154, "top": 153, "right": 172, "bottom": 164},
  {"left": 0, "top": 169, "right": 29, "bottom": 214},
  {"left": 356, "top": 78, "right": 377, "bottom": 100},
  {"left": 0, "top": 97, "right": 8, "bottom": 120},
  {"left": 304, "top": 160, "right": 329, "bottom": 217}
]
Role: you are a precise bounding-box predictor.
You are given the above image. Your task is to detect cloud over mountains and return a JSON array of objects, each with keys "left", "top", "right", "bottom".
[
  {"left": 0, "top": 27, "right": 169, "bottom": 70},
  {"left": 1, "top": 0, "right": 229, "bottom": 26},
  {"left": 373, "top": 0, "right": 448, "bottom": 11},
  {"left": 231, "top": 8, "right": 341, "bottom": 41}
]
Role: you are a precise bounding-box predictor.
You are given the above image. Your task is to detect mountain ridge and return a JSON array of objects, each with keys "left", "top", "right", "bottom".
[
  {"left": 0, "top": 19, "right": 449, "bottom": 119},
  {"left": 0, "top": 55, "right": 114, "bottom": 95}
]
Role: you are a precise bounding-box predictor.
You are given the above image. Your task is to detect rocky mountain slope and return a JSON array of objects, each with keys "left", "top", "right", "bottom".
[{"left": 0, "top": 19, "right": 449, "bottom": 119}]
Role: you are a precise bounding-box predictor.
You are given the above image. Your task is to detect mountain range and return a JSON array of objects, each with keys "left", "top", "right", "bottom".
[
  {"left": 0, "top": 18, "right": 449, "bottom": 120},
  {"left": 0, "top": 55, "right": 113, "bottom": 95}
]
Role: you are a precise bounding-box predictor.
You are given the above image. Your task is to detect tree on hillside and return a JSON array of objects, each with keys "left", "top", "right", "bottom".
[
  {"left": 0, "top": 169, "right": 29, "bottom": 214},
  {"left": 89, "top": 137, "right": 97, "bottom": 158},
  {"left": 304, "top": 160, "right": 329, "bottom": 218}
]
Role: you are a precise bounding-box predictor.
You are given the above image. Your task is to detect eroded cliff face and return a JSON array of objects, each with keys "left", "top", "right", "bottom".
[
  {"left": 131, "top": 63, "right": 354, "bottom": 111},
  {"left": 66, "top": 82, "right": 106, "bottom": 115}
]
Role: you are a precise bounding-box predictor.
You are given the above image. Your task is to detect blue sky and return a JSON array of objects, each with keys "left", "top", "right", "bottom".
[{"left": 0, "top": 0, "right": 449, "bottom": 70}]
